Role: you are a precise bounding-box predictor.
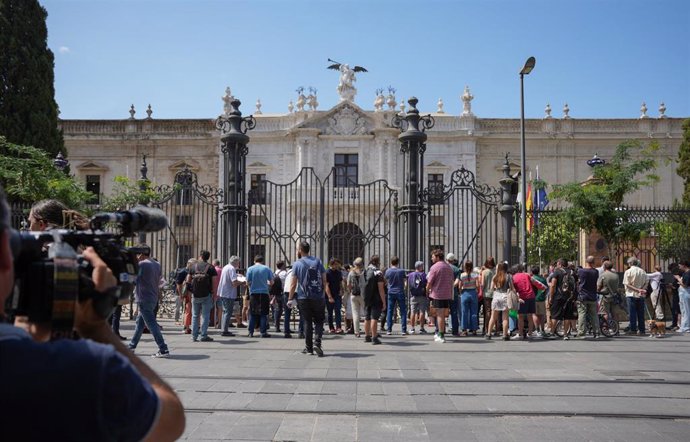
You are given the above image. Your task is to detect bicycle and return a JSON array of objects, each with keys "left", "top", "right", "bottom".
[{"left": 554, "top": 299, "right": 618, "bottom": 338}]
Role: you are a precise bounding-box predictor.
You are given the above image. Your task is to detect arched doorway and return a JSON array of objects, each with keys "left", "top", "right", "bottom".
[{"left": 327, "top": 222, "right": 365, "bottom": 265}]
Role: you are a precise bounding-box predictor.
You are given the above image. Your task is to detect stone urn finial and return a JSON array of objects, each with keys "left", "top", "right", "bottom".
[
  {"left": 129, "top": 104, "right": 136, "bottom": 119},
  {"left": 659, "top": 102, "right": 667, "bottom": 119},
  {"left": 562, "top": 103, "right": 571, "bottom": 119}
]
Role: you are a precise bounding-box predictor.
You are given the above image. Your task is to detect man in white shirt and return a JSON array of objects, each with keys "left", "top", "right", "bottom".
[
  {"left": 647, "top": 265, "right": 664, "bottom": 320},
  {"left": 217, "top": 256, "right": 246, "bottom": 337},
  {"left": 623, "top": 257, "right": 648, "bottom": 335}
]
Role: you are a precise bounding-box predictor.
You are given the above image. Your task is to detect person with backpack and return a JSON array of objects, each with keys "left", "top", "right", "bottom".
[
  {"left": 363, "top": 255, "right": 386, "bottom": 345},
  {"left": 385, "top": 256, "right": 408, "bottom": 335},
  {"left": 185, "top": 250, "right": 218, "bottom": 342},
  {"left": 407, "top": 261, "right": 428, "bottom": 334},
  {"left": 287, "top": 241, "right": 333, "bottom": 356},
  {"left": 547, "top": 258, "right": 577, "bottom": 340},
  {"left": 246, "top": 255, "right": 275, "bottom": 338},
  {"left": 347, "top": 258, "right": 366, "bottom": 337}
]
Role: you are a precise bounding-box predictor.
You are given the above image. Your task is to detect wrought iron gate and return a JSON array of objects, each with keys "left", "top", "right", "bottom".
[
  {"left": 421, "top": 167, "right": 500, "bottom": 265},
  {"left": 247, "top": 167, "right": 398, "bottom": 266},
  {"left": 144, "top": 167, "right": 223, "bottom": 279}
]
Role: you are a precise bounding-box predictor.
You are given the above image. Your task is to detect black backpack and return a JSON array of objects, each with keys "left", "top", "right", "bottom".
[
  {"left": 300, "top": 258, "right": 323, "bottom": 298},
  {"left": 189, "top": 262, "right": 212, "bottom": 297},
  {"left": 364, "top": 268, "right": 381, "bottom": 304},
  {"left": 409, "top": 272, "right": 426, "bottom": 297},
  {"left": 560, "top": 269, "right": 576, "bottom": 299},
  {"left": 270, "top": 273, "right": 283, "bottom": 297}
]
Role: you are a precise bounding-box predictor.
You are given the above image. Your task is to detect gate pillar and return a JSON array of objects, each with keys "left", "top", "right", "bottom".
[
  {"left": 498, "top": 154, "right": 518, "bottom": 264},
  {"left": 393, "top": 97, "right": 434, "bottom": 270},
  {"left": 216, "top": 98, "right": 255, "bottom": 264}
]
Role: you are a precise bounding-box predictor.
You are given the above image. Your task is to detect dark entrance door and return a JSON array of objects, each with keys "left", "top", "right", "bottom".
[{"left": 327, "top": 222, "right": 364, "bottom": 265}]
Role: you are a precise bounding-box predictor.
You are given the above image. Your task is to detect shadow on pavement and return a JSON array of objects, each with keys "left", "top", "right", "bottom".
[
  {"left": 329, "top": 352, "right": 373, "bottom": 358},
  {"left": 167, "top": 354, "right": 210, "bottom": 361}
]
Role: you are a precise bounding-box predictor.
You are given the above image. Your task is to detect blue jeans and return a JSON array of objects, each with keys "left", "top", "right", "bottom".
[
  {"left": 627, "top": 297, "right": 646, "bottom": 333},
  {"left": 282, "top": 293, "right": 292, "bottom": 333},
  {"left": 386, "top": 292, "right": 407, "bottom": 332},
  {"left": 129, "top": 300, "right": 168, "bottom": 353},
  {"left": 450, "top": 292, "right": 460, "bottom": 333},
  {"left": 192, "top": 295, "right": 213, "bottom": 339},
  {"left": 326, "top": 294, "right": 343, "bottom": 329},
  {"left": 461, "top": 289, "right": 479, "bottom": 331},
  {"left": 221, "top": 297, "right": 235, "bottom": 333},
  {"left": 679, "top": 286, "right": 690, "bottom": 332}
]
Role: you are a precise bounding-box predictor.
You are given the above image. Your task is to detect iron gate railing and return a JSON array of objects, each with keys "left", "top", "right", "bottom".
[
  {"left": 247, "top": 167, "right": 399, "bottom": 267},
  {"left": 421, "top": 167, "right": 501, "bottom": 266}
]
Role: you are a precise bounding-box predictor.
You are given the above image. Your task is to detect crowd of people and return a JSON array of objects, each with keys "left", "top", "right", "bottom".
[{"left": 169, "top": 244, "right": 690, "bottom": 353}]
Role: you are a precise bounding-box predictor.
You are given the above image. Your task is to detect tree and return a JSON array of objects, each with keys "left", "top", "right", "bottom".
[
  {"left": 527, "top": 211, "right": 577, "bottom": 267},
  {"left": 99, "top": 176, "right": 167, "bottom": 212},
  {"left": 655, "top": 201, "right": 690, "bottom": 263},
  {"left": 676, "top": 118, "right": 690, "bottom": 205},
  {"left": 0, "top": 136, "right": 91, "bottom": 208},
  {"left": 0, "top": 0, "right": 64, "bottom": 156},
  {"left": 550, "top": 140, "right": 661, "bottom": 259}
]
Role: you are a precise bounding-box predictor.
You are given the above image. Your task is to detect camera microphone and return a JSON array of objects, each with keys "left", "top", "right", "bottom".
[{"left": 92, "top": 206, "right": 168, "bottom": 232}]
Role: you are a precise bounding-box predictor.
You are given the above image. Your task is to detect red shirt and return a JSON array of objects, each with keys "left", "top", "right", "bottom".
[
  {"left": 427, "top": 260, "right": 454, "bottom": 300},
  {"left": 512, "top": 272, "right": 546, "bottom": 300}
]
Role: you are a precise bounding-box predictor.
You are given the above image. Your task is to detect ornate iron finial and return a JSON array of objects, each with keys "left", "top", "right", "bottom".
[
  {"left": 587, "top": 153, "right": 606, "bottom": 168},
  {"left": 215, "top": 98, "right": 256, "bottom": 146},
  {"left": 502, "top": 153, "right": 511, "bottom": 177},
  {"left": 544, "top": 103, "right": 553, "bottom": 119},
  {"left": 640, "top": 101, "right": 649, "bottom": 119},
  {"left": 658, "top": 102, "right": 667, "bottom": 119},
  {"left": 129, "top": 104, "right": 136, "bottom": 119},
  {"left": 562, "top": 103, "right": 571, "bottom": 119},
  {"left": 437, "top": 98, "right": 445, "bottom": 114},
  {"left": 392, "top": 97, "right": 435, "bottom": 144},
  {"left": 461, "top": 85, "right": 474, "bottom": 116},
  {"left": 54, "top": 151, "right": 69, "bottom": 171},
  {"left": 146, "top": 104, "right": 153, "bottom": 119},
  {"left": 255, "top": 99, "right": 262, "bottom": 115}
]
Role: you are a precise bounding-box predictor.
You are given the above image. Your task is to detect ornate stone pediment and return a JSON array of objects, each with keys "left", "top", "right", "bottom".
[
  {"left": 169, "top": 159, "right": 200, "bottom": 171},
  {"left": 295, "top": 102, "right": 373, "bottom": 136},
  {"left": 76, "top": 161, "right": 109, "bottom": 171}
]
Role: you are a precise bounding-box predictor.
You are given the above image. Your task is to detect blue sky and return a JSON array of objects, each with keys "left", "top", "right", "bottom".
[{"left": 42, "top": 0, "right": 689, "bottom": 120}]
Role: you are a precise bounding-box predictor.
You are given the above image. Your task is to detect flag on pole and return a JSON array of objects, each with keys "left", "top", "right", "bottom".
[{"left": 526, "top": 181, "right": 534, "bottom": 233}]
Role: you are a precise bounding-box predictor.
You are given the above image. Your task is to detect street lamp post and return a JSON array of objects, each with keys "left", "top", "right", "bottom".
[
  {"left": 54, "top": 151, "right": 69, "bottom": 172},
  {"left": 519, "top": 56, "right": 535, "bottom": 265}
]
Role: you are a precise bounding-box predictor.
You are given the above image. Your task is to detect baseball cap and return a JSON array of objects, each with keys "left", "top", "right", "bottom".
[{"left": 446, "top": 253, "right": 456, "bottom": 262}]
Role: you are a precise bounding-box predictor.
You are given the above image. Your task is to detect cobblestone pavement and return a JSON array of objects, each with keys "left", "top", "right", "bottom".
[{"left": 124, "top": 319, "right": 690, "bottom": 441}]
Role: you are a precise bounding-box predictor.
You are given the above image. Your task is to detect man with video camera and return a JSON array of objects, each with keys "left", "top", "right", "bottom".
[{"left": 0, "top": 187, "right": 185, "bottom": 441}]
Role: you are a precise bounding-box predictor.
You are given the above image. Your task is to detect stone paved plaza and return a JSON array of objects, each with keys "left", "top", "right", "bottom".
[{"left": 127, "top": 319, "right": 690, "bottom": 441}]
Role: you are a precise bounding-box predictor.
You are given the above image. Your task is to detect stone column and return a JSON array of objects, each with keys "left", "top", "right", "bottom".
[{"left": 216, "top": 99, "right": 255, "bottom": 264}]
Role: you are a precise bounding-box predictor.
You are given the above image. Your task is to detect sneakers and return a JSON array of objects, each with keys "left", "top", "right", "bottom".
[
  {"left": 386, "top": 331, "right": 392, "bottom": 336},
  {"left": 314, "top": 346, "right": 324, "bottom": 357},
  {"left": 409, "top": 329, "right": 415, "bottom": 334},
  {"left": 335, "top": 328, "right": 344, "bottom": 335},
  {"left": 563, "top": 335, "right": 570, "bottom": 341},
  {"left": 200, "top": 336, "right": 214, "bottom": 342},
  {"left": 485, "top": 334, "right": 492, "bottom": 340},
  {"left": 502, "top": 335, "right": 510, "bottom": 341},
  {"left": 221, "top": 331, "right": 235, "bottom": 337},
  {"left": 401, "top": 331, "right": 407, "bottom": 335},
  {"left": 152, "top": 350, "right": 170, "bottom": 358},
  {"left": 372, "top": 336, "right": 382, "bottom": 345},
  {"left": 365, "top": 335, "right": 372, "bottom": 343},
  {"left": 419, "top": 328, "right": 427, "bottom": 334},
  {"left": 301, "top": 347, "right": 313, "bottom": 355},
  {"left": 434, "top": 333, "right": 442, "bottom": 342},
  {"left": 329, "top": 328, "right": 336, "bottom": 334},
  {"left": 261, "top": 333, "right": 271, "bottom": 338}
]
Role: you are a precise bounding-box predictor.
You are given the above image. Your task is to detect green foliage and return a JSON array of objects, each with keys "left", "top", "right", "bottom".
[
  {"left": 550, "top": 140, "right": 660, "bottom": 256},
  {"left": 676, "top": 119, "right": 690, "bottom": 205},
  {"left": 0, "top": 136, "right": 91, "bottom": 208},
  {"left": 0, "top": 0, "right": 64, "bottom": 156},
  {"left": 527, "top": 211, "right": 577, "bottom": 266},
  {"left": 99, "top": 176, "right": 168, "bottom": 212},
  {"left": 655, "top": 201, "right": 690, "bottom": 263}
]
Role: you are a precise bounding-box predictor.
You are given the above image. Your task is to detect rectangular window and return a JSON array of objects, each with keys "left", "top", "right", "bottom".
[
  {"left": 334, "top": 154, "right": 358, "bottom": 188},
  {"left": 175, "top": 175, "right": 193, "bottom": 206},
  {"left": 175, "top": 215, "right": 193, "bottom": 227},
  {"left": 428, "top": 173, "right": 444, "bottom": 205},
  {"left": 176, "top": 244, "right": 193, "bottom": 269},
  {"left": 248, "top": 244, "right": 266, "bottom": 261},
  {"left": 85, "top": 175, "right": 100, "bottom": 204},
  {"left": 430, "top": 215, "right": 445, "bottom": 228},
  {"left": 250, "top": 174, "right": 267, "bottom": 204}
]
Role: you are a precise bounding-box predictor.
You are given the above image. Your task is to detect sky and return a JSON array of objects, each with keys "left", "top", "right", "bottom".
[{"left": 42, "top": 0, "right": 690, "bottom": 120}]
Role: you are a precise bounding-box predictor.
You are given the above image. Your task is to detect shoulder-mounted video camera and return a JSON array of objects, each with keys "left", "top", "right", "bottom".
[{"left": 6, "top": 206, "right": 168, "bottom": 339}]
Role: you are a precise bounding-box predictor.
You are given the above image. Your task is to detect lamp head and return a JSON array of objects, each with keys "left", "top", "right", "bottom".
[{"left": 520, "top": 57, "right": 536, "bottom": 75}]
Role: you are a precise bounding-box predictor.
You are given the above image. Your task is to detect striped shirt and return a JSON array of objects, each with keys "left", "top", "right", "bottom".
[{"left": 427, "top": 260, "right": 454, "bottom": 300}]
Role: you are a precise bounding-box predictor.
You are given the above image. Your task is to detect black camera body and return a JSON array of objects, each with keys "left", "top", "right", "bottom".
[{"left": 6, "top": 206, "right": 167, "bottom": 338}]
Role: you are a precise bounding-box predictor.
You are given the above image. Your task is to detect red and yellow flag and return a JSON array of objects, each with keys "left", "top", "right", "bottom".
[{"left": 525, "top": 182, "right": 534, "bottom": 233}]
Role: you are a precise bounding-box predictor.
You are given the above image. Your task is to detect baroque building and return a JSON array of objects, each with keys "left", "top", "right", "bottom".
[{"left": 59, "top": 85, "right": 686, "bottom": 274}]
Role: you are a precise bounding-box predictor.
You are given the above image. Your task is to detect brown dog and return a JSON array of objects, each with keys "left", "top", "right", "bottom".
[{"left": 648, "top": 320, "right": 666, "bottom": 338}]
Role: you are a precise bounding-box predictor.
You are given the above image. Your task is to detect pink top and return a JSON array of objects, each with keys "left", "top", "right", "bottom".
[
  {"left": 427, "top": 260, "right": 454, "bottom": 300},
  {"left": 512, "top": 272, "right": 546, "bottom": 300}
]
